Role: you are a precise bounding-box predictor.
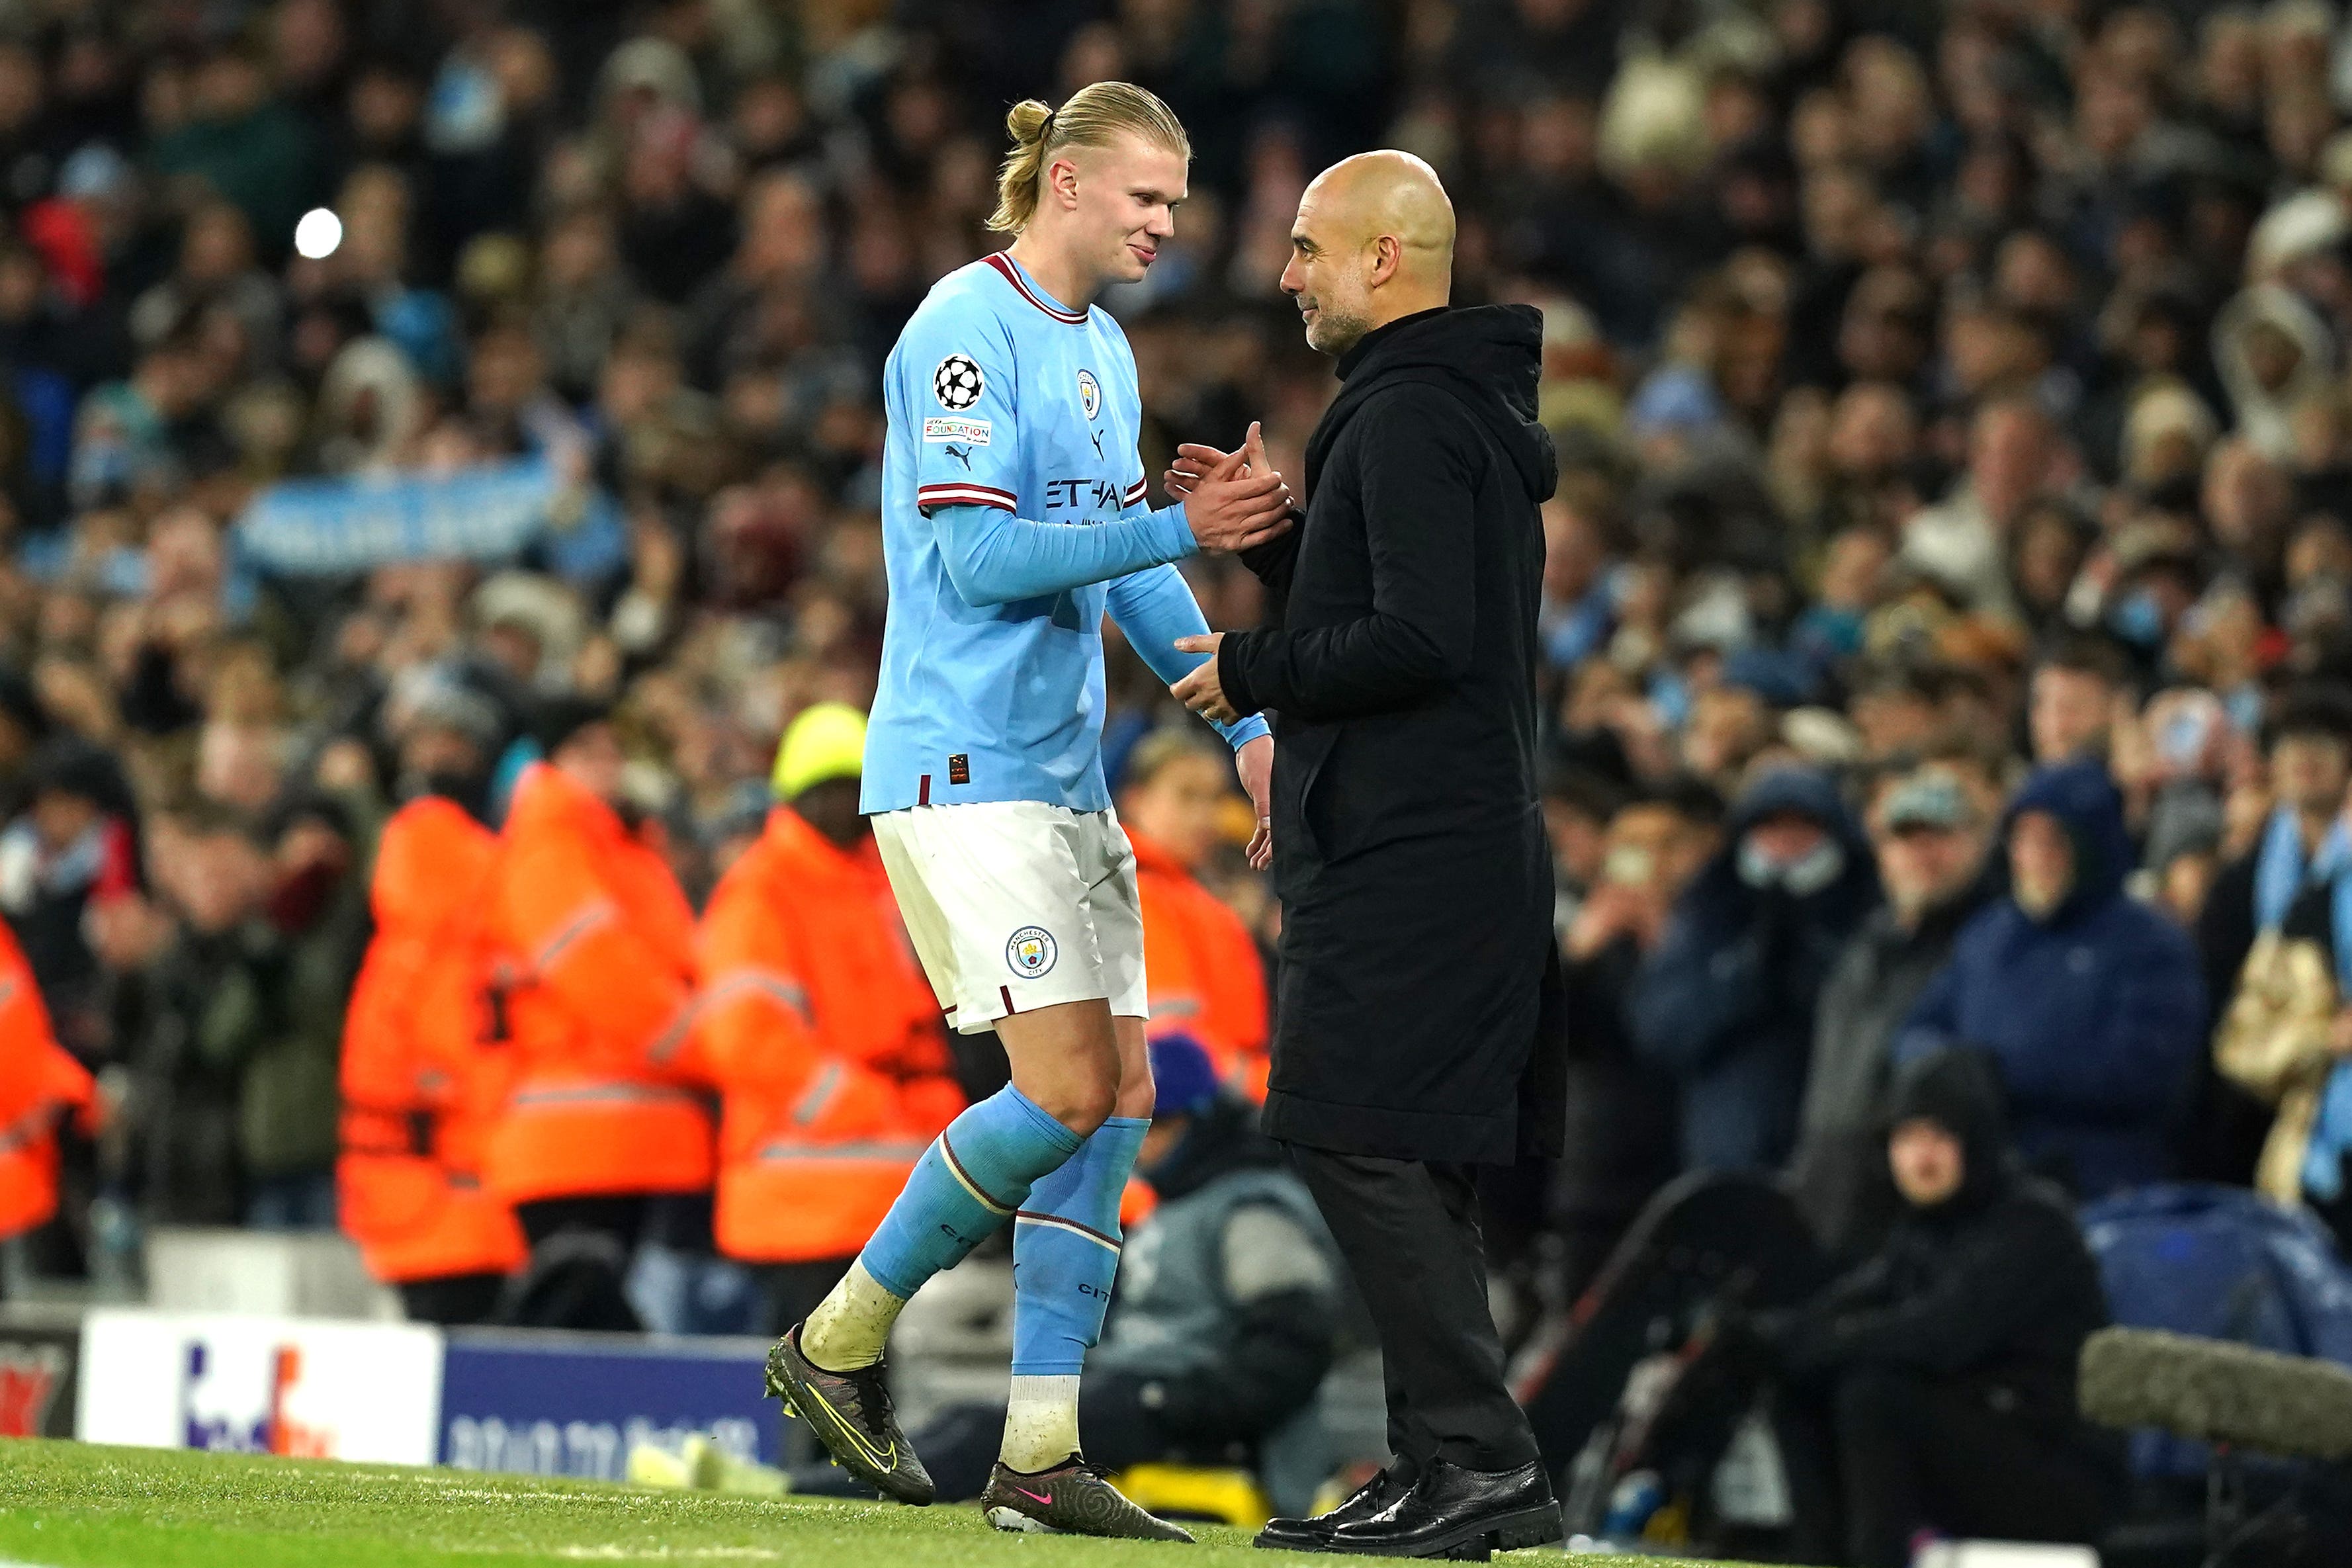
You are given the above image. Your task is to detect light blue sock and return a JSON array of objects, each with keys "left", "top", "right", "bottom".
[
  {"left": 1010, "top": 1115, "right": 1148, "bottom": 1377},
  {"left": 857, "top": 1084, "right": 1083, "bottom": 1301}
]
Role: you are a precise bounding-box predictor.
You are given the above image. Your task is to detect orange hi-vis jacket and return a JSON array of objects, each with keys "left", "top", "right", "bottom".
[
  {"left": 0, "top": 916, "right": 93, "bottom": 1242},
  {"left": 483, "top": 763, "right": 713, "bottom": 1205},
  {"left": 337, "top": 797, "right": 527, "bottom": 1284},
  {"left": 698, "top": 808, "right": 963, "bottom": 1263},
  {"left": 1129, "top": 829, "right": 1272, "bottom": 1101}
]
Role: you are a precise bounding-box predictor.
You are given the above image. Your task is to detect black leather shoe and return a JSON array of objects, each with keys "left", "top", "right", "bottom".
[
  {"left": 1254, "top": 1465, "right": 1411, "bottom": 1551},
  {"left": 1326, "top": 1457, "right": 1560, "bottom": 1560}
]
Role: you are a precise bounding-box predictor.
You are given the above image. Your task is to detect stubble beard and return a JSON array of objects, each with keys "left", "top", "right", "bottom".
[{"left": 1305, "top": 299, "right": 1370, "bottom": 357}]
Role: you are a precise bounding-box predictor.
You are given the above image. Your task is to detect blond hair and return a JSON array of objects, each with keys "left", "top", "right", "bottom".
[
  {"left": 1121, "top": 725, "right": 1224, "bottom": 792},
  {"left": 987, "top": 81, "right": 1190, "bottom": 234}
]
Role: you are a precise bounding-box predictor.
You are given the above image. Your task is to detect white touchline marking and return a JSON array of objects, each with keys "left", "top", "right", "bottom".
[{"left": 544, "top": 1550, "right": 787, "bottom": 1561}]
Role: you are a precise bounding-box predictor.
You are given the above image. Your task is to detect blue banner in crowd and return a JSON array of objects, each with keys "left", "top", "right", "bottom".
[
  {"left": 236, "top": 457, "right": 625, "bottom": 578},
  {"left": 437, "top": 1329, "right": 775, "bottom": 1481}
]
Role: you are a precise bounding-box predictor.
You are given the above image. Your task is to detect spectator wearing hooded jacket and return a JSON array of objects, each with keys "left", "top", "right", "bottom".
[
  {"left": 1752, "top": 1049, "right": 2117, "bottom": 1568},
  {"left": 1632, "top": 766, "right": 1879, "bottom": 1172},
  {"left": 1897, "top": 760, "right": 2207, "bottom": 1198}
]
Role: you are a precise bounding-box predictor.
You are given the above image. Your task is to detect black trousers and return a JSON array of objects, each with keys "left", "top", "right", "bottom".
[
  {"left": 398, "top": 1272, "right": 507, "bottom": 1326},
  {"left": 757, "top": 1256, "right": 855, "bottom": 1338},
  {"left": 1287, "top": 1145, "right": 1539, "bottom": 1475},
  {"left": 1776, "top": 1368, "right": 2113, "bottom": 1568},
  {"left": 507, "top": 1196, "right": 648, "bottom": 1332}
]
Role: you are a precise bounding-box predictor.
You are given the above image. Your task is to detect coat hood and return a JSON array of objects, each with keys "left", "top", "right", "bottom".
[
  {"left": 1682, "top": 764, "right": 1879, "bottom": 929},
  {"left": 1884, "top": 1045, "right": 2015, "bottom": 1217},
  {"left": 1327, "top": 304, "right": 1557, "bottom": 504},
  {"left": 504, "top": 760, "right": 625, "bottom": 847},
  {"left": 2214, "top": 282, "right": 2335, "bottom": 462},
  {"left": 2004, "top": 759, "right": 2133, "bottom": 922},
  {"left": 371, "top": 797, "right": 496, "bottom": 930},
  {"left": 1727, "top": 763, "right": 1864, "bottom": 848}
]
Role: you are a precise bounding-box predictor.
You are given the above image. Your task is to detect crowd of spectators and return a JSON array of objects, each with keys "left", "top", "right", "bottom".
[{"left": 10, "top": 0, "right": 2352, "bottom": 1446}]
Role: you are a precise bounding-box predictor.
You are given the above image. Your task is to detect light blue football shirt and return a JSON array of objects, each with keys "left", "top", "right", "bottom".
[{"left": 863, "top": 251, "right": 1267, "bottom": 814}]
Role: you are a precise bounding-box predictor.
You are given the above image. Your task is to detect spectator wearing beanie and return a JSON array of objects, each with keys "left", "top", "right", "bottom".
[
  {"left": 482, "top": 697, "right": 710, "bottom": 1329},
  {"left": 337, "top": 693, "right": 525, "bottom": 1323}
]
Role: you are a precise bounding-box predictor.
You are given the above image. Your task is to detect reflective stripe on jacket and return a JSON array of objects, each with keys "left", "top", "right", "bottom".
[
  {"left": 698, "top": 808, "right": 961, "bottom": 1262},
  {"left": 484, "top": 765, "right": 712, "bottom": 1203},
  {"left": 336, "top": 798, "right": 525, "bottom": 1282}
]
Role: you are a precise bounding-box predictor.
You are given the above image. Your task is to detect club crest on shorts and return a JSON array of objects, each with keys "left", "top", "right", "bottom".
[
  {"left": 1006, "top": 925, "right": 1057, "bottom": 979},
  {"left": 1077, "top": 368, "right": 1101, "bottom": 421},
  {"left": 934, "top": 353, "right": 984, "bottom": 410}
]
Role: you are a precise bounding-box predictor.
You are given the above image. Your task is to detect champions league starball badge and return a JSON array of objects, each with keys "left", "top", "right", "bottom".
[{"left": 934, "top": 353, "right": 985, "bottom": 410}]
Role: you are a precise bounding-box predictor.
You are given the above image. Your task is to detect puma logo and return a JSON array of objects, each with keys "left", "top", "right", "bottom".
[
  {"left": 1088, "top": 429, "right": 1104, "bottom": 459},
  {"left": 945, "top": 444, "right": 973, "bottom": 469}
]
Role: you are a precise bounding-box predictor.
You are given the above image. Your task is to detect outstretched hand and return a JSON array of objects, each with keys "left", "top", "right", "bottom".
[{"left": 1172, "top": 632, "right": 1239, "bottom": 726}]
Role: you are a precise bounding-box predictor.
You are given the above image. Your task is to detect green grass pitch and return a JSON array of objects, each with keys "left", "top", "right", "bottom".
[{"left": 0, "top": 1438, "right": 1753, "bottom": 1567}]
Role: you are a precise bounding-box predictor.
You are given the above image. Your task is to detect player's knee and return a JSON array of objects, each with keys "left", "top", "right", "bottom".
[
  {"left": 1111, "top": 1071, "right": 1156, "bottom": 1121},
  {"left": 1030, "top": 1075, "right": 1116, "bottom": 1137}
]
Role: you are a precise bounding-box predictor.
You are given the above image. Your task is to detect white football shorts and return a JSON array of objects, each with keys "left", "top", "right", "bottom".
[{"left": 871, "top": 801, "right": 1147, "bottom": 1035}]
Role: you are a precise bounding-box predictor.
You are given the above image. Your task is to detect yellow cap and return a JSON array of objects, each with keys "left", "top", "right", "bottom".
[{"left": 771, "top": 703, "right": 868, "bottom": 799}]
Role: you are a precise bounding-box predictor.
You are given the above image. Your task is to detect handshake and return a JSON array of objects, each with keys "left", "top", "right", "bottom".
[
  {"left": 1162, "top": 423, "right": 1287, "bottom": 873},
  {"left": 1170, "top": 421, "right": 1293, "bottom": 554}
]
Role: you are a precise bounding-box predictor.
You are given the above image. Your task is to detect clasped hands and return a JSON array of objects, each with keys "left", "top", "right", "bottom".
[{"left": 1166, "top": 423, "right": 1289, "bottom": 870}]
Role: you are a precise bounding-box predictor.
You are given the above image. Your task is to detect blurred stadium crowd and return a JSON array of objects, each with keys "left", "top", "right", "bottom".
[{"left": 10, "top": 0, "right": 2352, "bottom": 1503}]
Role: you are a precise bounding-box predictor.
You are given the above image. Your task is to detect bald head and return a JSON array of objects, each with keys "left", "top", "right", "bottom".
[
  {"left": 1282, "top": 150, "right": 1456, "bottom": 356},
  {"left": 1308, "top": 152, "right": 1456, "bottom": 270}
]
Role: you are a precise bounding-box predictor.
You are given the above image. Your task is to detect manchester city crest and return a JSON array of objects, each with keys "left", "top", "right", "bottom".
[
  {"left": 1077, "top": 369, "right": 1101, "bottom": 421},
  {"left": 1006, "top": 925, "right": 1058, "bottom": 979}
]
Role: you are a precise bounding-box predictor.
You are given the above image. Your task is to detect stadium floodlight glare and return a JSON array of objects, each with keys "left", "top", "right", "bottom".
[{"left": 294, "top": 208, "right": 343, "bottom": 261}]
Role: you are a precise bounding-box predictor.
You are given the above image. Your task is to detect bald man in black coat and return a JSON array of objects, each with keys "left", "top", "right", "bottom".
[{"left": 1171, "top": 150, "right": 1566, "bottom": 1560}]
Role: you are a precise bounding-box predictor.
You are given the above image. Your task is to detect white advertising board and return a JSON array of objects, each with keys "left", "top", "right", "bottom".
[{"left": 75, "top": 1309, "right": 441, "bottom": 1464}]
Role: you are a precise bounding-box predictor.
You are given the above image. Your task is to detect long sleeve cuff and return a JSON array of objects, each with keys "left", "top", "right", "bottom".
[
  {"left": 1219, "top": 629, "right": 1262, "bottom": 719},
  {"left": 1224, "top": 714, "right": 1270, "bottom": 748}
]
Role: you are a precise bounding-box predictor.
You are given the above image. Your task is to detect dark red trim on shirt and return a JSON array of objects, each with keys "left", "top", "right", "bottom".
[
  {"left": 984, "top": 251, "right": 1088, "bottom": 325},
  {"left": 917, "top": 482, "right": 1018, "bottom": 514}
]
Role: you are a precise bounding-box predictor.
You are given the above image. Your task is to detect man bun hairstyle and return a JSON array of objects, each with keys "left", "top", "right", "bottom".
[{"left": 988, "top": 81, "right": 1190, "bottom": 235}]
